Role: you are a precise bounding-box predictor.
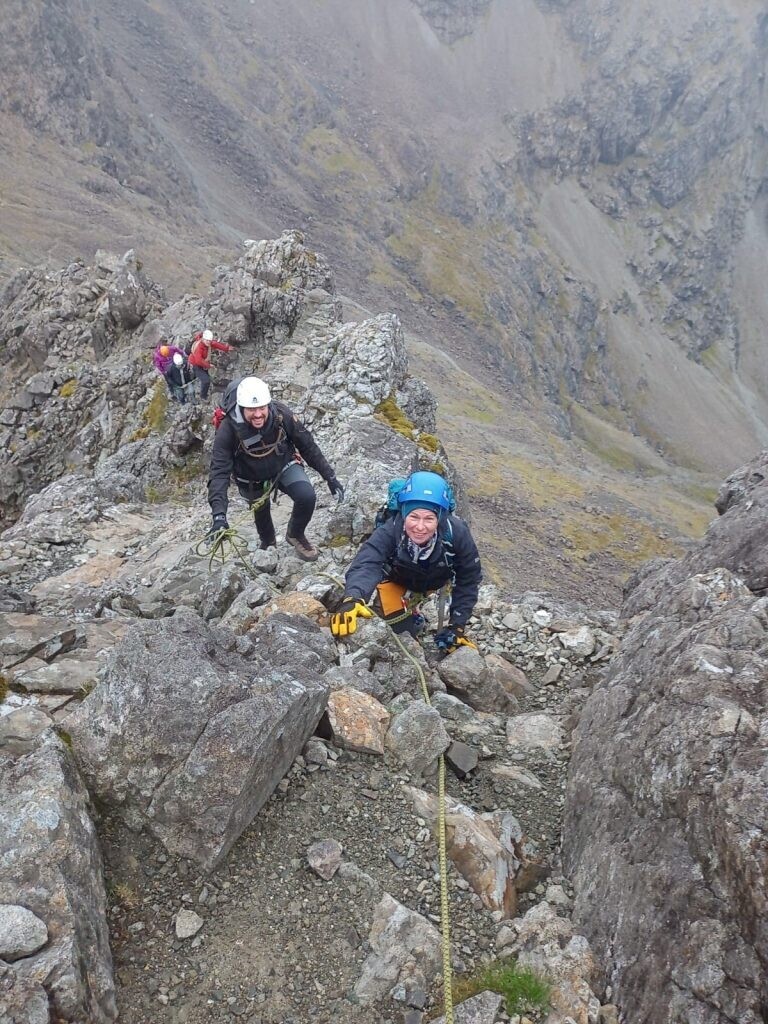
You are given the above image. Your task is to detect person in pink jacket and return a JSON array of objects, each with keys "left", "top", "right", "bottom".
[{"left": 152, "top": 342, "right": 185, "bottom": 378}]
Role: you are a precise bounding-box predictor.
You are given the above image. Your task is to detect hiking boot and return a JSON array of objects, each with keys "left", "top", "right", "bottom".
[
  {"left": 258, "top": 532, "right": 277, "bottom": 550},
  {"left": 286, "top": 532, "right": 319, "bottom": 562}
]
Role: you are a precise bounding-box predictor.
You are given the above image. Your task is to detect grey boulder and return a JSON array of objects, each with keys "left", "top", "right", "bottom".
[
  {"left": 564, "top": 568, "right": 767, "bottom": 1023},
  {"left": 0, "top": 906, "right": 48, "bottom": 962},
  {"left": 0, "top": 736, "right": 115, "bottom": 1023},
  {"left": 65, "top": 609, "right": 330, "bottom": 870}
]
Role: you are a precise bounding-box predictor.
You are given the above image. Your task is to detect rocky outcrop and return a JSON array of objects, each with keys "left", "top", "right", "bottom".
[
  {"left": 153, "top": 230, "right": 337, "bottom": 364},
  {"left": 410, "top": 0, "right": 493, "bottom": 44},
  {"left": 563, "top": 503, "right": 768, "bottom": 1024},
  {"left": 0, "top": 732, "right": 115, "bottom": 1023},
  {"left": 65, "top": 610, "right": 333, "bottom": 869},
  {"left": 623, "top": 449, "right": 768, "bottom": 619},
  {"left": 0, "top": 231, "right": 335, "bottom": 526},
  {"left": 0, "top": 251, "right": 163, "bottom": 523}
]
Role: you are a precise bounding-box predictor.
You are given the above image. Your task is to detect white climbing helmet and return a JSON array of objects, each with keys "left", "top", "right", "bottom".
[
  {"left": 236, "top": 376, "right": 271, "bottom": 408},
  {"left": 172, "top": 352, "right": 184, "bottom": 366},
  {"left": 202, "top": 329, "right": 214, "bottom": 341}
]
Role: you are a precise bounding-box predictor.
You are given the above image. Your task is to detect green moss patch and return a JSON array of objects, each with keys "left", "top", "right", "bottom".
[
  {"left": 375, "top": 394, "right": 416, "bottom": 439},
  {"left": 570, "top": 402, "right": 663, "bottom": 477},
  {"left": 143, "top": 380, "right": 170, "bottom": 433},
  {"left": 385, "top": 170, "right": 497, "bottom": 325},
  {"left": 327, "top": 534, "right": 351, "bottom": 549},
  {"left": 561, "top": 510, "right": 681, "bottom": 566},
  {"left": 429, "top": 959, "right": 550, "bottom": 1020},
  {"left": 301, "top": 126, "right": 383, "bottom": 186}
]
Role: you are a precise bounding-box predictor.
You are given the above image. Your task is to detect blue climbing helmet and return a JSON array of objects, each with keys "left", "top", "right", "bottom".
[{"left": 397, "top": 471, "right": 454, "bottom": 517}]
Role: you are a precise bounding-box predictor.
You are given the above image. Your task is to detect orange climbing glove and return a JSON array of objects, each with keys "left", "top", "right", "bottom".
[{"left": 330, "top": 597, "right": 374, "bottom": 638}]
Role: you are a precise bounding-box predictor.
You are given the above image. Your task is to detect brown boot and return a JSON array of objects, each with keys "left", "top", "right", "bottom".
[{"left": 286, "top": 532, "right": 319, "bottom": 561}]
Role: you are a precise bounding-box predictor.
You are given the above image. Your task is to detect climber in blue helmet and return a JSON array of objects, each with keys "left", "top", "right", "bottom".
[{"left": 330, "top": 471, "right": 482, "bottom": 651}]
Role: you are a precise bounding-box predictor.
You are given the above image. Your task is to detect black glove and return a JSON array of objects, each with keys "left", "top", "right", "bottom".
[
  {"left": 327, "top": 477, "right": 345, "bottom": 503},
  {"left": 434, "top": 624, "right": 477, "bottom": 652},
  {"left": 435, "top": 625, "right": 462, "bottom": 651},
  {"left": 207, "top": 514, "right": 229, "bottom": 541}
]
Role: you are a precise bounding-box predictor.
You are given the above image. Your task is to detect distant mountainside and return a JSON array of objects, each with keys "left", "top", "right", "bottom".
[{"left": 1, "top": 0, "right": 767, "bottom": 481}]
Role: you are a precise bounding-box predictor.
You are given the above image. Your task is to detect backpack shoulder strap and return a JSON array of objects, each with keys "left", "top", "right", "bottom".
[{"left": 441, "top": 518, "right": 455, "bottom": 575}]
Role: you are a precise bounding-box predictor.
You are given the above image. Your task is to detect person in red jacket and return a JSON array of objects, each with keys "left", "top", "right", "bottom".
[{"left": 188, "top": 328, "right": 233, "bottom": 399}]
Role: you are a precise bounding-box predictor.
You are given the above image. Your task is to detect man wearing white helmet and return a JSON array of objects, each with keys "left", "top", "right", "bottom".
[
  {"left": 164, "top": 351, "right": 195, "bottom": 404},
  {"left": 207, "top": 375, "right": 344, "bottom": 561},
  {"left": 188, "top": 327, "right": 233, "bottom": 399}
]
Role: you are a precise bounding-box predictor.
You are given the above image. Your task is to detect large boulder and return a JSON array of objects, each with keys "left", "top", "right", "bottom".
[
  {"left": 0, "top": 734, "right": 116, "bottom": 1023},
  {"left": 563, "top": 567, "right": 767, "bottom": 1023},
  {"left": 437, "top": 646, "right": 519, "bottom": 712},
  {"left": 65, "top": 609, "right": 332, "bottom": 870}
]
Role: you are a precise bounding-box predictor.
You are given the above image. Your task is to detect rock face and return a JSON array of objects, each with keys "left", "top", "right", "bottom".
[
  {"left": 564, "top": 518, "right": 768, "bottom": 1022},
  {"left": 624, "top": 449, "right": 768, "bottom": 618},
  {"left": 65, "top": 610, "right": 332, "bottom": 870},
  {"left": 0, "top": 733, "right": 116, "bottom": 1023}
]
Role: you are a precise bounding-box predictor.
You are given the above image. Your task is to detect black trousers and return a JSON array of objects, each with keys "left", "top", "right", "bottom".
[
  {"left": 237, "top": 463, "right": 316, "bottom": 542},
  {"left": 192, "top": 365, "right": 211, "bottom": 398}
]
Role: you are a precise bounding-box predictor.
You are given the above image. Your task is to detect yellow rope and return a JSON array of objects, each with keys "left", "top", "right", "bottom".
[
  {"left": 387, "top": 628, "right": 454, "bottom": 1024},
  {"left": 321, "top": 570, "right": 455, "bottom": 1017}
]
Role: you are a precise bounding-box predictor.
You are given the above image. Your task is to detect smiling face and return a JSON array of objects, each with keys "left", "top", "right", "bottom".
[
  {"left": 243, "top": 405, "right": 269, "bottom": 428},
  {"left": 403, "top": 508, "right": 439, "bottom": 545}
]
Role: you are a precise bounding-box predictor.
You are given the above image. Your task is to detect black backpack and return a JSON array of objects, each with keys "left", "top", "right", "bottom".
[{"left": 211, "top": 378, "right": 240, "bottom": 429}]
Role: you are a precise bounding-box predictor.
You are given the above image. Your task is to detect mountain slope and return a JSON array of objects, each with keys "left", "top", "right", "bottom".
[{"left": 1, "top": 0, "right": 767, "bottom": 487}]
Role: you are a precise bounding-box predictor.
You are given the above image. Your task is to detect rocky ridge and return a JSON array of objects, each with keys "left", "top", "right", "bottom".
[
  {"left": 0, "top": 234, "right": 615, "bottom": 1024},
  {"left": 1, "top": 234, "right": 766, "bottom": 1024}
]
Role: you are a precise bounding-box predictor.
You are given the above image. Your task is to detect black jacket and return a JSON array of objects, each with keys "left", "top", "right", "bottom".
[
  {"left": 208, "top": 400, "right": 335, "bottom": 517},
  {"left": 165, "top": 362, "right": 194, "bottom": 388},
  {"left": 344, "top": 514, "right": 482, "bottom": 627}
]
